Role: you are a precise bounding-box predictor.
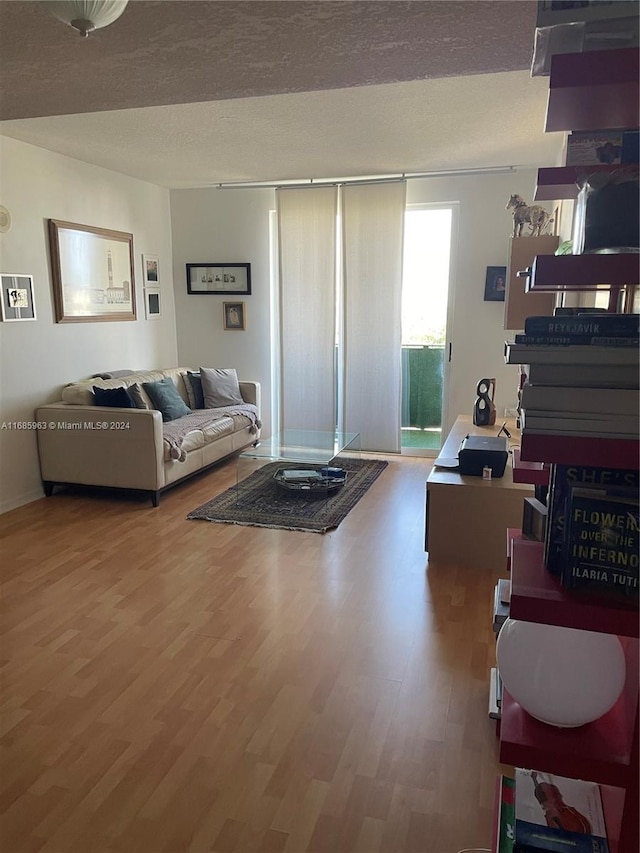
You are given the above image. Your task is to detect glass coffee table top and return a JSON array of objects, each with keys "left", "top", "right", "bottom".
[{"left": 240, "top": 429, "right": 361, "bottom": 465}]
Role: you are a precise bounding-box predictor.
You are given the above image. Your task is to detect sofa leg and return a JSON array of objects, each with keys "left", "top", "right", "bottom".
[
  {"left": 43, "top": 481, "right": 55, "bottom": 497},
  {"left": 151, "top": 491, "right": 160, "bottom": 508}
]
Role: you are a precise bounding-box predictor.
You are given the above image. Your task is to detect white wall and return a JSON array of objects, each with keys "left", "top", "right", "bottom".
[
  {"left": 407, "top": 168, "right": 541, "bottom": 433},
  {"left": 171, "top": 170, "right": 545, "bottom": 440},
  {"left": 170, "top": 188, "right": 275, "bottom": 435},
  {"left": 0, "top": 137, "right": 177, "bottom": 513}
]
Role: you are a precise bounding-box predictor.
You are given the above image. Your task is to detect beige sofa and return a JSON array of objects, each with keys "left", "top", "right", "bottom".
[{"left": 35, "top": 368, "right": 261, "bottom": 506}]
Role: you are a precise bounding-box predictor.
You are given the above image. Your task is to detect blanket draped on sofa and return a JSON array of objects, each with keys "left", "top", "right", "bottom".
[{"left": 163, "top": 405, "right": 262, "bottom": 461}]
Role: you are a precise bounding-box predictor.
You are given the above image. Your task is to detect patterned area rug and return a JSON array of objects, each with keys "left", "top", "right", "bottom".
[{"left": 187, "top": 458, "right": 388, "bottom": 533}]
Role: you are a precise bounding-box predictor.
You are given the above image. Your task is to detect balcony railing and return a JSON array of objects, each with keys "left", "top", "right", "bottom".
[{"left": 401, "top": 345, "right": 444, "bottom": 429}]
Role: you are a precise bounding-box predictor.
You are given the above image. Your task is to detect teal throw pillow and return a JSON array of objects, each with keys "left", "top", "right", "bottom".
[{"left": 143, "top": 378, "right": 191, "bottom": 422}]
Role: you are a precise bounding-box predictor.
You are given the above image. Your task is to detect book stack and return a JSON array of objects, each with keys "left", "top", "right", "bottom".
[
  {"left": 506, "top": 313, "right": 640, "bottom": 439},
  {"left": 506, "top": 312, "right": 639, "bottom": 600}
]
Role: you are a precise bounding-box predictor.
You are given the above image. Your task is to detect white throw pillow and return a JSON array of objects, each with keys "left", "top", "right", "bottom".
[{"left": 200, "top": 367, "right": 244, "bottom": 408}]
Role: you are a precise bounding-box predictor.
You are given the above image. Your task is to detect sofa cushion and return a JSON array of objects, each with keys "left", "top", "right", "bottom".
[
  {"left": 62, "top": 370, "right": 168, "bottom": 405},
  {"left": 127, "top": 383, "right": 149, "bottom": 410},
  {"left": 200, "top": 367, "right": 244, "bottom": 408},
  {"left": 92, "top": 386, "right": 134, "bottom": 408},
  {"left": 143, "top": 378, "right": 191, "bottom": 422},
  {"left": 183, "top": 371, "right": 204, "bottom": 410},
  {"left": 91, "top": 370, "right": 135, "bottom": 380}
]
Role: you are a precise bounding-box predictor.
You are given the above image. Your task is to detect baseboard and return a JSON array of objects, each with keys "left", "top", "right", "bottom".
[{"left": 0, "top": 487, "right": 44, "bottom": 515}]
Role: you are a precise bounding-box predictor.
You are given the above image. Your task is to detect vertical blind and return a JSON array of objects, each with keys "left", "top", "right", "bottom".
[
  {"left": 277, "top": 180, "right": 406, "bottom": 451},
  {"left": 341, "top": 181, "right": 406, "bottom": 452},
  {"left": 277, "top": 185, "right": 338, "bottom": 433}
]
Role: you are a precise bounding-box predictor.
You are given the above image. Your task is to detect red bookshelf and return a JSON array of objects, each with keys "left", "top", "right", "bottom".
[
  {"left": 500, "top": 681, "right": 635, "bottom": 794},
  {"left": 600, "top": 784, "right": 626, "bottom": 853},
  {"left": 534, "top": 164, "right": 640, "bottom": 201},
  {"left": 524, "top": 253, "right": 640, "bottom": 292},
  {"left": 512, "top": 449, "right": 549, "bottom": 486},
  {"left": 509, "top": 536, "right": 638, "bottom": 638},
  {"left": 500, "top": 631, "right": 638, "bottom": 788},
  {"left": 545, "top": 47, "right": 639, "bottom": 132},
  {"left": 520, "top": 432, "right": 639, "bottom": 470},
  {"left": 495, "top": 46, "right": 639, "bottom": 853}
]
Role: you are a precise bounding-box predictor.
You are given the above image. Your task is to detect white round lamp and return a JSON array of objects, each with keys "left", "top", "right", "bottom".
[
  {"left": 496, "top": 618, "right": 626, "bottom": 728},
  {"left": 50, "top": 1, "right": 129, "bottom": 37}
]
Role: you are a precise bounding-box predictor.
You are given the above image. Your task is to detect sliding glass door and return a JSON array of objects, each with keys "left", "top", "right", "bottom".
[{"left": 401, "top": 205, "right": 455, "bottom": 455}]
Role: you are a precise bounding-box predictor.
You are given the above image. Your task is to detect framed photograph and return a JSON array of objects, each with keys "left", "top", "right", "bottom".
[
  {"left": 223, "top": 301, "right": 245, "bottom": 330},
  {"left": 187, "top": 263, "right": 251, "bottom": 295},
  {"left": 484, "top": 265, "right": 507, "bottom": 302},
  {"left": 48, "top": 219, "right": 136, "bottom": 323},
  {"left": 144, "top": 289, "right": 162, "bottom": 320},
  {"left": 1, "top": 273, "right": 36, "bottom": 321},
  {"left": 142, "top": 254, "right": 159, "bottom": 287}
]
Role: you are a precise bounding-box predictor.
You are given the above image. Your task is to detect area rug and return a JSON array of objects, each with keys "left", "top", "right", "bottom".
[{"left": 187, "top": 458, "right": 388, "bottom": 533}]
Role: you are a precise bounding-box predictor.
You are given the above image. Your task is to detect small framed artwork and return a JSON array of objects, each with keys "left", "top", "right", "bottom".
[
  {"left": 1, "top": 273, "right": 36, "bottom": 321},
  {"left": 144, "top": 289, "right": 162, "bottom": 320},
  {"left": 48, "top": 219, "right": 136, "bottom": 322},
  {"left": 223, "top": 301, "right": 245, "bottom": 330},
  {"left": 484, "top": 266, "right": 507, "bottom": 302},
  {"left": 187, "top": 263, "right": 251, "bottom": 295},
  {"left": 142, "top": 254, "right": 159, "bottom": 287}
]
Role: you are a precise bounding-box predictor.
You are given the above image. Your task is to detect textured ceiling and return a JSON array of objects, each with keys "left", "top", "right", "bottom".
[
  {"left": 0, "top": 1, "right": 537, "bottom": 120},
  {"left": 0, "top": 0, "right": 565, "bottom": 188}
]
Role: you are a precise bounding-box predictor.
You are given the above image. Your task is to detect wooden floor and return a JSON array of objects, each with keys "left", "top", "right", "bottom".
[{"left": 0, "top": 456, "right": 510, "bottom": 853}]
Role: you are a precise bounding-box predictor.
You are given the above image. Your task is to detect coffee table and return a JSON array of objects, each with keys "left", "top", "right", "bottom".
[{"left": 237, "top": 429, "right": 361, "bottom": 493}]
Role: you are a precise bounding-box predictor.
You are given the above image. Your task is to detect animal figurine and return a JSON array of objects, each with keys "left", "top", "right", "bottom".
[{"left": 506, "top": 194, "right": 553, "bottom": 237}]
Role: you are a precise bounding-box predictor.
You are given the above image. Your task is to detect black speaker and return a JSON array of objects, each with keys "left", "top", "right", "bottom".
[{"left": 473, "top": 377, "right": 496, "bottom": 426}]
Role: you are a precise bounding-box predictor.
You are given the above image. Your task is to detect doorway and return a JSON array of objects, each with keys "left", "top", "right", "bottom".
[{"left": 401, "top": 205, "right": 455, "bottom": 455}]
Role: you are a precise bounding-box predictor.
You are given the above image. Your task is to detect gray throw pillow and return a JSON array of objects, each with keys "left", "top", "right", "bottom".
[
  {"left": 200, "top": 367, "right": 244, "bottom": 408},
  {"left": 127, "top": 383, "right": 149, "bottom": 410}
]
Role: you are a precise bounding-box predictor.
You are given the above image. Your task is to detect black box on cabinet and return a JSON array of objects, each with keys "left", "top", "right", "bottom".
[{"left": 459, "top": 435, "right": 508, "bottom": 478}]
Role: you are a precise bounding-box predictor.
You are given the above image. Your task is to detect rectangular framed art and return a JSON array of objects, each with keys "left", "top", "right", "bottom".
[
  {"left": 186, "top": 263, "right": 251, "bottom": 295},
  {"left": 48, "top": 219, "right": 136, "bottom": 322},
  {"left": 144, "top": 289, "right": 162, "bottom": 320},
  {"left": 484, "top": 265, "right": 507, "bottom": 302},
  {"left": 142, "top": 254, "right": 159, "bottom": 287},
  {"left": 0, "top": 273, "right": 36, "bottom": 321},
  {"left": 223, "top": 301, "right": 245, "bottom": 330}
]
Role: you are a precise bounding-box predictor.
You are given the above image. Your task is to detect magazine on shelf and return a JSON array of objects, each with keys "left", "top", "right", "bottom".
[
  {"left": 544, "top": 464, "right": 640, "bottom": 576},
  {"left": 496, "top": 774, "right": 515, "bottom": 853},
  {"left": 562, "top": 487, "right": 639, "bottom": 598},
  {"left": 514, "top": 769, "right": 609, "bottom": 853}
]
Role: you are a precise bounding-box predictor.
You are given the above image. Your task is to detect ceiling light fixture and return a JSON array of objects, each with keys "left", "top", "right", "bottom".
[{"left": 50, "top": 1, "right": 129, "bottom": 37}]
